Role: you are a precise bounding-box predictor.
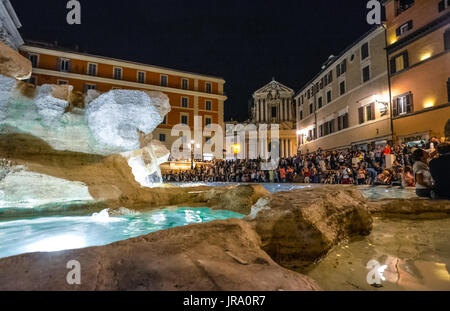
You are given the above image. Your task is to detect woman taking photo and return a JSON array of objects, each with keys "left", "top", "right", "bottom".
[{"left": 412, "top": 149, "right": 433, "bottom": 198}]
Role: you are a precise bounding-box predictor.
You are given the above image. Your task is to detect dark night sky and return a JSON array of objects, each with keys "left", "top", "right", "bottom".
[{"left": 11, "top": 0, "right": 373, "bottom": 121}]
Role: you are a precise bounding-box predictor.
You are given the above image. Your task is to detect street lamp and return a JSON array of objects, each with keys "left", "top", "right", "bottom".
[{"left": 190, "top": 140, "right": 195, "bottom": 169}]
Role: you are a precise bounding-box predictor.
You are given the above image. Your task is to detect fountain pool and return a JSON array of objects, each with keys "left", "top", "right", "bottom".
[
  {"left": 305, "top": 216, "right": 450, "bottom": 291},
  {"left": 0, "top": 207, "right": 244, "bottom": 259}
]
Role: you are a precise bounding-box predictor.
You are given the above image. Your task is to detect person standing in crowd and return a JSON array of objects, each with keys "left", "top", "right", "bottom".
[
  {"left": 412, "top": 148, "right": 433, "bottom": 198},
  {"left": 429, "top": 143, "right": 450, "bottom": 200},
  {"left": 302, "top": 166, "right": 311, "bottom": 183}
]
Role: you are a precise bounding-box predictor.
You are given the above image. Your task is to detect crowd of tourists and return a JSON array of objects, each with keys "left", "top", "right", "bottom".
[{"left": 163, "top": 137, "right": 450, "bottom": 200}]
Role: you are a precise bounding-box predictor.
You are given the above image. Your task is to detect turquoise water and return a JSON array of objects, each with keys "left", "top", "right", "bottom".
[
  {"left": 171, "top": 182, "right": 311, "bottom": 193},
  {"left": 171, "top": 182, "right": 417, "bottom": 200},
  {"left": 0, "top": 207, "right": 244, "bottom": 259}
]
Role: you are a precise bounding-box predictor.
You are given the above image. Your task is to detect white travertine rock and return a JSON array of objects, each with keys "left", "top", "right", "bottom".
[
  {"left": 0, "top": 81, "right": 171, "bottom": 156},
  {"left": 0, "top": 75, "right": 15, "bottom": 121},
  {"left": 122, "top": 140, "right": 170, "bottom": 187},
  {"left": 34, "top": 84, "right": 70, "bottom": 125},
  {"left": 0, "top": 169, "right": 94, "bottom": 208},
  {"left": 86, "top": 90, "right": 171, "bottom": 151}
]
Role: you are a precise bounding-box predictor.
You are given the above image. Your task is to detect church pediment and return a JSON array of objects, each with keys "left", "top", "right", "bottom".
[{"left": 253, "top": 79, "right": 294, "bottom": 98}]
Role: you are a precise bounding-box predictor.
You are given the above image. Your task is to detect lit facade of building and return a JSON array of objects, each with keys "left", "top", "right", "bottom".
[
  {"left": 385, "top": 0, "right": 450, "bottom": 144},
  {"left": 19, "top": 42, "right": 227, "bottom": 154},
  {"left": 294, "top": 26, "right": 391, "bottom": 153},
  {"left": 250, "top": 79, "right": 298, "bottom": 158}
]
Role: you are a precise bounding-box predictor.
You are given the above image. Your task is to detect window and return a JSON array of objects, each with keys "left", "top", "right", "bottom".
[
  {"left": 447, "top": 78, "right": 450, "bottom": 102},
  {"left": 445, "top": 29, "right": 450, "bottom": 50},
  {"left": 358, "top": 103, "right": 375, "bottom": 124},
  {"left": 336, "top": 59, "right": 347, "bottom": 77},
  {"left": 318, "top": 97, "right": 323, "bottom": 109},
  {"left": 205, "top": 100, "right": 212, "bottom": 111},
  {"left": 393, "top": 93, "right": 413, "bottom": 116},
  {"left": 162, "top": 116, "right": 167, "bottom": 124},
  {"left": 205, "top": 82, "right": 212, "bottom": 93},
  {"left": 181, "top": 115, "right": 188, "bottom": 125},
  {"left": 159, "top": 134, "right": 166, "bottom": 142},
  {"left": 87, "top": 63, "right": 97, "bottom": 76},
  {"left": 272, "top": 106, "right": 277, "bottom": 118},
  {"left": 396, "top": 21, "right": 413, "bottom": 36},
  {"left": 362, "top": 66, "right": 371, "bottom": 82},
  {"left": 366, "top": 104, "right": 375, "bottom": 121},
  {"left": 300, "top": 110, "right": 303, "bottom": 120},
  {"left": 361, "top": 42, "right": 369, "bottom": 60},
  {"left": 205, "top": 117, "right": 212, "bottom": 127},
  {"left": 390, "top": 51, "right": 409, "bottom": 74},
  {"left": 137, "top": 71, "right": 146, "bottom": 83},
  {"left": 59, "top": 59, "right": 70, "bottom": 72},
  {"left": 320, "top": 120, "right": 336, "bottom": 137},
  {"left": 309, "top": 103, "right": 313, "bottom": 114},
  {"left": 181, "top": 97, "right": 189, "bottom": 108},
  {"left": 113, "top": 67, "right": 122, "bottom": 80},
  {"left": 337, "top": 113, "right": 349, "bottom": 131},
  {"left": 57, "top": 80, "right": 68, "bottom": 85},
  {"left": 327, "top": 90, "right": 332, "bottom": 103},
  {"left": 339, "top": 81, "right": 346, "bottom": 96},
  {"left": 160, "top": 75, "right": 168, "bottom": 87},
  {"left": 396, "top": 0, "right": 415, "bottom": 15},
  {"left": 181, "top": 79, "right": 188, "bottom": 90},
  {"left": 84, "top": 84, "right": 97, "bottom": 93},
  {"left": 439, "top": 0, "right": 450, "bottom": 12},
  {"left": 29, "top": 54, "right": 38, "bottom": 67},
  {"left": 324, "top": 71, "right": 333, "bottom": 86}
]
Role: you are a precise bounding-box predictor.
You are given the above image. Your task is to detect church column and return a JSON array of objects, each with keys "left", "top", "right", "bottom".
[
  {"left": 287, "top": 100, "right": 290, "bottom": 121},
  {"left": 284, "top": 100, "right": 288, "bottom": 121},
  {"left": 257, "top": 100, "right": 260, "bottom": 122},
  {"left": 265, "top": 100, "right": 269, "bottom": 122}
]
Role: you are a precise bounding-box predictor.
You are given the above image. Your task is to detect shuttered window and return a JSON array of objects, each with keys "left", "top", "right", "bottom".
[
  {"left": 445, "top": 29, "right": 450, "bottom": 50},
  {"left": 59, "top": 59, "right": 71, "bottom": 72},
  {"left": 393, "top": 93, "right": 413, "bottom": 117},
  {"left": 363, "top": 66, "right": 370, "bottom": 82},
  {"left": 358, "top": 107, "right": 365, "bottom": 124},
  {"left": 339, "top": 81, "right": 346, "bottom": 96},
  {"left": 438, "top": 0, "right": 449, "bottom": 12},
  {"left": 390, "top": 51, "right": 409, "bottom": 74},
  {"left": 396, "top": 20, "right": 413, "bottom": 36},
  {"left": 361, "top": 43, "right": 369, "bottom": 60}
]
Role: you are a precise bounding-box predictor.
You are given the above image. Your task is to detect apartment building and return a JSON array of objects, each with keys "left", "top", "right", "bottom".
[
  {"left": 19, "top": 41, "right": 227, "bottom": 155},
  {"left": 294, "top": 26, "right": 391, "bottom": 153},
  {"left": 385, "top": 0, "right": 450, "bottom": 144}
]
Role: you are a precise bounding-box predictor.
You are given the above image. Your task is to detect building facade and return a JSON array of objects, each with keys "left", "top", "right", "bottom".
[
  {"left": 295, "top": 26, "right": 391, "bottom": 153},
  {"left": 385, "top": 0, "right": 450, "bottom": 144},
  {"left": 0, "top": 0, "right": 23, "bottom": 49},
  {"left": 250, "top": 79, "right": 298, "bottom": 158},
  {"left": 19, "top": 42, "right": 227, "bottom": 156}
]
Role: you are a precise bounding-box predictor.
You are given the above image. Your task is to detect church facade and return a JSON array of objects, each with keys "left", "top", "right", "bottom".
[{"left": 250, "top": 79, "right": 298, "bottom": 158}]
